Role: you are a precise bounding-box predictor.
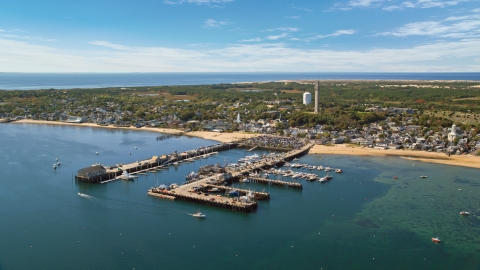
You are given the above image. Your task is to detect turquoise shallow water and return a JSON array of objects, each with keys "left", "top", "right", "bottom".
[{"left": 0, "top": 123, "right": 479, "bottom": 269}]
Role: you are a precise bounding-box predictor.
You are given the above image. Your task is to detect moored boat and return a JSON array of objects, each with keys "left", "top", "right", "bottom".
[
  {"left": 460, "top": 211, "right": 470, "bottom": 215},
  {"left": 335, "top": 169, "right": 343, "bottom": 173},
  {"left": 420, "top": 175, "right": 427, "bottom": 178}
]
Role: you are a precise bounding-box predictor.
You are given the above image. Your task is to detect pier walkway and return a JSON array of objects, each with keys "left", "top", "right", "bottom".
[{"left": 248, "top": 177, "right": 302, "bottom": 189}]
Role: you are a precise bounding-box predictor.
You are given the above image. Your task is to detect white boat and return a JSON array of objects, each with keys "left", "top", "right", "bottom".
[
  {"left": 116, "top": 170, "right": 137, "bottom": 180},
  {"left": 241, "top": 178, "right": 250, "bottom": 183},
  {"left": 335, "top": 169, "right": 343, "bottom": 173},
  {"left": 420, "top": 175, "right": 427, "bottom": 178},
  {"left": 192, "top": 211, "right": 206, "bottom": 218},
  {"left": 53, "top": 164, "right": 57, "bottom": 169}
]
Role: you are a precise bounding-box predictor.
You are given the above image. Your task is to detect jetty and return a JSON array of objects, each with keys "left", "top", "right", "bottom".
[
  {"left": 75, "top": 142, "right": 237, "bottom": 183},
  {"left": 248, "top": 177, "right": 302, "bottom": 189}
]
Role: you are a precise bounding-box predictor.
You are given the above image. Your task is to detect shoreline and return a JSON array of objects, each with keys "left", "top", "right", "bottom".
[
  {"left": 10, "top": 120, "right": 480, "bottom": 169},
  {"left": 12, "top": 119, "right": 257, "bottom": 143},
  {"left": 309, "top": 144, "right": 480, "bottom": 169}
]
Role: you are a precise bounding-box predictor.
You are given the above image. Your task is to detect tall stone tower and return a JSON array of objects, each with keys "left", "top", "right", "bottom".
[{"left": 314, "top": 81, "right": 319, "bottom": 114}]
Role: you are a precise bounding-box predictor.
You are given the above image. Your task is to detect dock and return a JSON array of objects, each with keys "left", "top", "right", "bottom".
[{"left": 248, "top": 177, "right": 302, "bottom": 189}]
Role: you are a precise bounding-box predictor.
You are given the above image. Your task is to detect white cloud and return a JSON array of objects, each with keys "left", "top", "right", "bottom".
[
  {"left": 349, "top": 0, "right": 383, "bottom": 7},
  {"left": 285, "top": 16, "right": 301, "bottom": 19},
  {"left": 337, "top": 0, "right": 469, "bottom": 11},
  {"left": 304, "top": 30, "right": 356, "bottom": 41},
  {"left": 203, "top": 19, "right": 228, "bottom": 29},
  {"left": 1, "top": 37, "right": 480, "bottom": 72},
  {"left": 240, "top": 38, "right": 263, "bottom": 42},
  {"left": 0, "top": 33, "right": 56, "bottom": 42},
  {"left": 264, "top": 27, "right": 300, "bottom": 32},
  {"left": 89, "top": 40, "right": 130, "bottom": 50},
  {"left": 377, "top": 14, "right": 480, "bottom": 38},
  {"left": 266, "top": 33, "right": 289, "bottom": 40},
  {"left": 291, "top": 5, "right": 313, "bottom": 12},
  {"left": 164, "top": 0, "right": 233, "bottom": 5}
]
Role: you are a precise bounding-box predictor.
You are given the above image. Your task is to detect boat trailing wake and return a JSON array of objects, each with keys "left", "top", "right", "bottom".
[{"left": 77, "top": 192, "right": 95, "bottom": 200}]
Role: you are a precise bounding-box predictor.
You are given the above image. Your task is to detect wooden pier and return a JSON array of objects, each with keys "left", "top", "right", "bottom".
[
  {"left": 205, "top": 185, "right": 270, "bottom": 200},
  {"left": 148, "top": 188, "right": 258, "bottom": 212},
  {"left": 248, "top": 177, "right": 302, "bottom": 189}
]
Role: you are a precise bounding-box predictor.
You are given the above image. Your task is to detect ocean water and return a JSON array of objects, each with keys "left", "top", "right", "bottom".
[
  {"left": 0, "top": 123, "right": 479, "bottom": 269},
  {"left": 0, "top": 72, "right": 479, "bottom": 90}
]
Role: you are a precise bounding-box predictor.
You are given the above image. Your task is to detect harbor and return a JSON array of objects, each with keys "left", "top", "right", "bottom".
[{"left": 75, "top": 135, "right": 315, "bottom": 212}]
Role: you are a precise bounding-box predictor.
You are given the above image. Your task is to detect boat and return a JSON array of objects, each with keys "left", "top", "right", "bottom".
[
  {"left": 116, "top": 170, "right": 136, "bottom": 180},
  {"left": 186, "top": 171, "right": 198, "bottom": 180},
  {"left": 57, "top": 162, "right": 61, "bottom": 166},
  {"left": 324, "top": 167, "right": 331, "bottom": 172},
  {"left": 335, "top": 169, "right": 343, "bottom": 173},
  {"left": 420, "top": 176, "right": 427, "bottom": 178},
  {"left": 241, "top": 178, "right": 250, "bottom": 183},
  {"left": 53, "top": 164, "right": 57, "bottom": 169},
  {"left": 432, "top": 237, "right": 441, "bottom": 243},
  {"left": 319, "top": 176, "right": 328, "bottom": 183},
  {"left": 229, "top": 190, "right": 240, "bottom": 197},
  {"left": 192, "top": 211, "right": 205, "bottom": 218},
  {"left": 460, "top": 211, "right": 471, "bottom": 215}
]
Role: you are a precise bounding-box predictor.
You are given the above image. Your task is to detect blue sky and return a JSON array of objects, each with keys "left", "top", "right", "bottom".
[{"left": 1, "top": 0, "right": 479, "bottom": 72}]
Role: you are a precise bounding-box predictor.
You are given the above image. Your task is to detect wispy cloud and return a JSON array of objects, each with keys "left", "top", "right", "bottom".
[
  {"left": 240, "top": 38, "right": 263, "bottom": 42},
  {"left": 334, "top": 0, "right": 470, "bottom": 11},
  {"left": 285, "top": 16, "right": 301, "bottom": 19},
  {"left": 0, "top": 33, "right": 56, "bottom": 42},
  {"left": 203, "top": 19, "right": 228, "bottom": 29},
  {"left": 164, "top": 0, "right": 233, "bottom": 5},
  {"left": 264, "top": 27, "right": 300, "bottom": 32},
  {"left": 376, "top": 12, "right": 480, "bottom": 38},
  {"left": 266, "top": 33, "right": 289, "bottom": 40},
  {"left": 89, "top": 40, "right": 130, "bottom": 50},
  {"left": 292, "top": 5, "right": 313, "bottom": 12},
  {"left": 1, "top": 37, "right": 480, "bottom": 72},
  {"left": 302, "top": 30, "right": 357, "bottom": 42}
]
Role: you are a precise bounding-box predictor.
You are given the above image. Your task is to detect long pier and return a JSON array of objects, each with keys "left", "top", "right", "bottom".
[
  {"left": 75, "top": 142, "right": 237, "bottom": 183},
  {"left": 248, "top": 177, "right": 302, "bottom": 189},
  {"left": 205, "top": 185, "right": 270, "bottom": 200}
]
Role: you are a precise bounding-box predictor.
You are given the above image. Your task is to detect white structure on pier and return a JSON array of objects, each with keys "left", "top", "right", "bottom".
[{"left": 303, "top": 92, "right": 312, "bottom": 105}]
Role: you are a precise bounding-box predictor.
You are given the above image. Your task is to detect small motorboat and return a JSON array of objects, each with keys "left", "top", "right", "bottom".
[
  {"left": 393, "top": 176, "right": 398, "bottom": 179},
  {"left": 432, "top": 237, "right": 441, "bottom": 243},
  {"left": 335, "top": 169, "right": 343, "bottom": 173},
  {"left": 192, "top": 211, "right": 205, "bottom": 218},
  {"left": 241, "top": 178, "right": 250, "bottom": 183},
  {"left": 460, "top": 211, "right": 471, "bottom": 215},
  {"left": 53, "top": 164, "right": 57, "bottom": 169},
  {"left": 420, "top": 176, "right": 427, "bottom": 178}
]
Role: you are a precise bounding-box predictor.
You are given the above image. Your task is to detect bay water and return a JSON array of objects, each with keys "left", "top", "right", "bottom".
[
  {"left": 0, "top": 123, "right": 479, "bottom": 269},
  {"left": 1, "top": 72, "right": 479, "bottom": 90}
]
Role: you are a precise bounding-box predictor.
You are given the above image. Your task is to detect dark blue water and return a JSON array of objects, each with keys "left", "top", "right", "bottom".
[
  {"left": 1, "top": 123, "right": 479, "bottom": 269},
  {"left": 0, "top": 72, "right": 479, "bottom": 90}
]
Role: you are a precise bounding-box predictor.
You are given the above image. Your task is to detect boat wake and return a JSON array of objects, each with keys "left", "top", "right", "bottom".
[{"left": 77, "top": 192, "right": 95, "bottom": 200}]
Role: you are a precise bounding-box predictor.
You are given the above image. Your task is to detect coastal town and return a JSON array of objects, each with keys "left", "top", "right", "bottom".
[{"left": 1, "top": 81, "right": 480, "bottom": 157}]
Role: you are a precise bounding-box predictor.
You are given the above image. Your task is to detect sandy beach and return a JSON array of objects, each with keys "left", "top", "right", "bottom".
[
  {"left": 13, "top": 119, "right": 257, "bottom": 143},
  {"left": 309, "top": 144, "right": 480, "bottom": 169}
]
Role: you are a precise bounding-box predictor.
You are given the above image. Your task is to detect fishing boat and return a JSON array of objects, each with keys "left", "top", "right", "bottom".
[
  {"left": 431, "top": 237, "right": 441, "bottom": 243},
  {"left": 460, "top": 211, "right": 471, "bottom": 215},
  {"left": 192, "top": 210, "right": 206, "bottom": 218},
  {"left": 335, "top": 169, "right": 343, "bottom": 173}
]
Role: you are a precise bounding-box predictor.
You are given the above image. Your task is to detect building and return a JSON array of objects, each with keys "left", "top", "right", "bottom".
[
  {"left": 77, "top": 165, "right": 106, "bottom": 179},
  {"left": 303, "top": 92, "right": 312, "bottom": 105},
  {"left": 448, "top": 124, "right": 460, "bottom": 142}
]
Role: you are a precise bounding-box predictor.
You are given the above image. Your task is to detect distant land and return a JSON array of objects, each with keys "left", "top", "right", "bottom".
[{"left": 1, "top": 72, "right": 479, "bottom": 90}]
